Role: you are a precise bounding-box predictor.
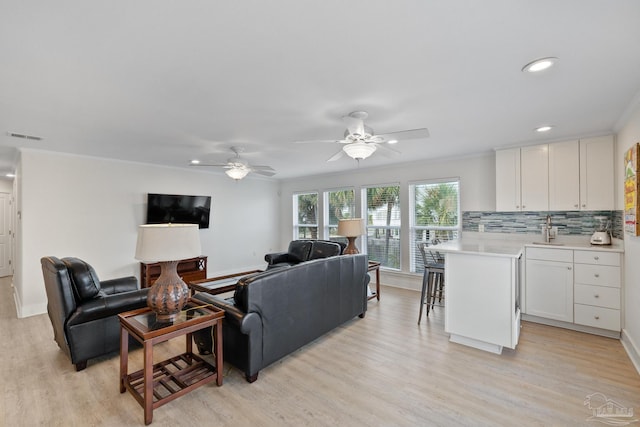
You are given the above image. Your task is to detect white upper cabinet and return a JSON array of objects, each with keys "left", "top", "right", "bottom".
[
  {"left": 495, "top": 148, "right": 521, "bottom": 211},
  {"left": 496, "top": 144, "right": 548, "bottom": 211},
  {"left": 520, "top": 144, "right": 549, "bottom": 211},
  {"left": 549, "top": 140, "right": 580, "bottom": 210},
  {"left": 496, "top": 135, "right": 614, "bottom": 212},
  {"left": 579, "top": 136, "right": 614, "bottom": 210}
]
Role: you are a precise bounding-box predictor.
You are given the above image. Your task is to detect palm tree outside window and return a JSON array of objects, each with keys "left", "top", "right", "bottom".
[{"left": 410, "top": 180, "right": 460, "bottom": 273}]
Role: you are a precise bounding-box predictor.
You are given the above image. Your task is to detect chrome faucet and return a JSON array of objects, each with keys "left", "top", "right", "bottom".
[{"left": 544, "top": 215, "right": 553, "bottom": 243}]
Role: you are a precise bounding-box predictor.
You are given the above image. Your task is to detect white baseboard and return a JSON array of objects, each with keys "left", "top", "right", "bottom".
[
  {"left": 621, "top": 329, "right": 640, "bottom": 376},
  {"left": 12, "top": 286, "right": 47, "bottom": 318},
  {"left": 379, "top": 270, "right": 422, "bottom": 292}
]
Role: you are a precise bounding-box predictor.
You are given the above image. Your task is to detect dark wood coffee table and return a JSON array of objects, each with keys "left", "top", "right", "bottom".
[{"left": 119, "top": 300, "right": 224, "bottom": 425}]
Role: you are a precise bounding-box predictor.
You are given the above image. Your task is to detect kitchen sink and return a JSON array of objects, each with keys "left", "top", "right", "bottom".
[{"left": 531, "top": 241, "right": 564, "bottom": 246}]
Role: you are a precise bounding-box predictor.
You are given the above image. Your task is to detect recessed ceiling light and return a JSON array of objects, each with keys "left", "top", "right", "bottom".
[
  {"left": 190, "top": 159, "right": 200, "bottom": 164},
  {"left": 522, "top": 57, "right": 558, "bottom": 73},
  {"left": 387, "top": 139, "right": 398, "bottom": 145},
  {"left": 535, "top": 125, "right": 554, "bottom": 132}
]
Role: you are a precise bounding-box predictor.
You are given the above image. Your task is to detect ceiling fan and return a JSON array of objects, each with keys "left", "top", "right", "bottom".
[
  {"left": 189, "top": 147, "right": 276, "bottom": 180},
  {"left": 295, "top": 111, "right": 430, "bottom": 162}
]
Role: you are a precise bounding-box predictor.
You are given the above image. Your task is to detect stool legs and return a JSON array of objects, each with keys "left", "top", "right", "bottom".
[{"left": 418, "top": 268, "right": 444, "bottom": 324}]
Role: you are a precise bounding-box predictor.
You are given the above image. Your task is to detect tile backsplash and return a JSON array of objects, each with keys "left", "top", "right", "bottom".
[{"left": 462, "top": 210, "right": 623, "bottom": 239}]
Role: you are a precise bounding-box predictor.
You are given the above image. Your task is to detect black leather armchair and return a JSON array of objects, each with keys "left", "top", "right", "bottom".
[
  {"left": 41, "top": 256, "right": 149, "bottom": 371},
  {"left": 264, "top": 239, "right": 345, "bottom": 269}
]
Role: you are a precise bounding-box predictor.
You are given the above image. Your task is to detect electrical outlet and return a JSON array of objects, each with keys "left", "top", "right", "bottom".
[{"left": 478, "top": 224, "right": 485, "bottom": 232}]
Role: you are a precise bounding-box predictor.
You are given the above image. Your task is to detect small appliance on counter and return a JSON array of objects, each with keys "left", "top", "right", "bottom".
[{"left": 590, "top": 216, "right": 612, "bottom": 245}]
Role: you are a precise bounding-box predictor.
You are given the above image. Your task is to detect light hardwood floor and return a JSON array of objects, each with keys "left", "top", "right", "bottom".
[{"left": 2, "top": 276, "right": 639, "bottom": 426}]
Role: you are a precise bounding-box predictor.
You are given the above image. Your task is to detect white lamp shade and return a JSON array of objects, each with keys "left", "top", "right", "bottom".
[
  {"left": 135, "top": 223, "right": 201, "bottom": 263},
  {"left": 343, "top": 142, "right": 377, "bottom": 160},
  {"left": 337, "top": 218, "right": 364, "bottom": 237}
]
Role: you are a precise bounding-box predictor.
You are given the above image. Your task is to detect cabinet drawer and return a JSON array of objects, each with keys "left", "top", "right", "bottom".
[
  {"left": 574, "top": 264, "right": 620, "bottom": 287},
  {"left": 526, "top": 247, "right": 573, "bottom": 262},
  {"left": 574, "top": 284, "right": 620, "bottom": 309},
  {"left": 574, "top": 304, "right": 620, "bottom": 331},
  {"left": 574, "top": 250, "right": 620, "bottom": 266}
]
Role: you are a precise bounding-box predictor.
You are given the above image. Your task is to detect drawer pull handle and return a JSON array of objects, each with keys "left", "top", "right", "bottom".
[
  {"left": 594, "top": 294, "right": 600, "bottom": 298},
  {"left": 594, "top": 256, "right": 599, "bottom": 260},
  {"left": 567, "top": 267, "right": 572, "bottom": 270},
  {"left": 574, "top": 204, "right": 579, "bottom": 208},
  {"left": 594, "top": 316, "right": 600, "bottom": 320},
  {"left": 594, "top": 274, "right": 600, "bottom": 278}
]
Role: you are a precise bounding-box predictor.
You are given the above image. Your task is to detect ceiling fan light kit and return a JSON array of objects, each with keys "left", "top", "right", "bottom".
[
  {"left": 225, "top": 166, "right": 250, "bottom": 180},
  {"left": 295, "top": 110, "right": 429, "bottom": 163},
  {"left": 343, "top": 142, "right": 377, "bottom": 160},
  {"left": 189, "top": 146, "right": 275, "bottom": 180}
]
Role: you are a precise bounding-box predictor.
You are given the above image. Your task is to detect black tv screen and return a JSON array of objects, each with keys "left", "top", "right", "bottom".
[{"left": 146, "top": 193, "right": 211, "bottom": 229}]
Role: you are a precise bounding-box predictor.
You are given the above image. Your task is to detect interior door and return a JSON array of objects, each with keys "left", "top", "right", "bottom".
[{"left": 0, "top": 193, "right": 10, "bottom": 277}]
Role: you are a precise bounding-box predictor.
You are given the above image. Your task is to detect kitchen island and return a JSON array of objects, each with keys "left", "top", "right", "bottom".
[
  {"left": 434, "top": 238, "right": 524, "bottom": 354},
  {"left": 434, "top": 234, "right": 624, "bottom": 354}
]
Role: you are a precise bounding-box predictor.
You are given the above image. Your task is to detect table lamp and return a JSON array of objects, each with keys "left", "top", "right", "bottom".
[
  {"left": 135, "top": 223, "right": 201, "bottom": 321},
  {"left": 337, "top": 218, "right": 364, "bottom": 255}
]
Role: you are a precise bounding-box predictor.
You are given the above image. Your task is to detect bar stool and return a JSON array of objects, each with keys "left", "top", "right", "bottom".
[{"left": 417, "top": 242, "right": 445, "bottom": 324}]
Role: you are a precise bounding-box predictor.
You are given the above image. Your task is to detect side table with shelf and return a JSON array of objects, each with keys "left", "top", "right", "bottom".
[
  {"left": 367, "top": 261, "right": 381, "bottom": 301},
  {"left": 119, "top": 300, "right": 224, "bottom": 425}
]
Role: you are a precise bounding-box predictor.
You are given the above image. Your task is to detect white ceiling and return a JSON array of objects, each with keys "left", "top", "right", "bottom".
[{"left": 2, "top": 1, "right": 640, "bottom": 180}]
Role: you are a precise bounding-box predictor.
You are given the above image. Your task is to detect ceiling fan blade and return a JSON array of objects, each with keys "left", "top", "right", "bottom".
[
  {"left": 327, "top": 149, "right": 346, "bottom": 162},
  {"left": 376, "top": 128, "right": 430, "bottom": 142},
  {"left": 252, "top": 169, "right": 276, "bottom": 177},
  {"left": 377, "top": 143, "right": 402, "bottom": 155},
  {"left": 189, "top": 163, "right": 229, "bottom": 167},
  {"left": 293, "top": 139, "right": 342, "bottom": 144},
  {"left": 249, "top": 165, "right": 275, "bottom": 171}
]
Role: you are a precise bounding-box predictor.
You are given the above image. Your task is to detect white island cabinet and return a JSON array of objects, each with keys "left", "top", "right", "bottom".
[{"left": 435, "top": 239, "right": 523, "bottom": 355}]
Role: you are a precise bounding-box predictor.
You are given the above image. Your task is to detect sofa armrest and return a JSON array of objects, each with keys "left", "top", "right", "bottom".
[
  {"left": 100, "top": 276, "right": 139, "bottom": 294},
  {"left": 192, "top": 293, "right": 262, "bottom": 336},
  {"left": 264, "top": 251, "right": 290, "bottom": 265}
]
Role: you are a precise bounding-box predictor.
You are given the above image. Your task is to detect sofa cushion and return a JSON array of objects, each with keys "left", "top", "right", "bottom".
[
  {"left": 287, "top": 240, "right": 313, "bottom": 263},
  {"left": 309, "top": 241, "right": 342, "bottom": 260},
  {"left": 62, "top": 257, "right": 102, "bottom": 302}
]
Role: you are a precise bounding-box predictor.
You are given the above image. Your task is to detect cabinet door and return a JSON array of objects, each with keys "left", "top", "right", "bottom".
[
  {"left": 579, "top": 136, "right": 614, "bottom": 210},
  {"left": 549, "top": 140, "right": 580, "bottom": 210},
  {"left": 495, "top": 148, "right": 521, "bottom": 211},
  {"left": 525, "top": 259, "right": 573, "bottom": 322},
  {"left": 521, "top": 144, "right": 549, "bottom": 211}
]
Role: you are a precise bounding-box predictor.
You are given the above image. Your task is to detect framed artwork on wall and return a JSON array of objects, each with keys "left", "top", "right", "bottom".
[{"left": 624, "top": 143, "right": 640, "bottom": 236}]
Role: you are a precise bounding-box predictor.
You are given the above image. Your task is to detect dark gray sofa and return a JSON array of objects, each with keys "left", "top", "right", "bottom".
[
  {"left": 193, "top": 254, "right": 369, "bottom": 382},
  {"left": 264, "top": 239, "right": 346, "bottom": 269}
]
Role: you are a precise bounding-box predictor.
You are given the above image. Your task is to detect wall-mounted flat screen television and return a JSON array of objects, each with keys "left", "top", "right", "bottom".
[{"left": 146, "top": 193, "right": 211, "bottom": 229}]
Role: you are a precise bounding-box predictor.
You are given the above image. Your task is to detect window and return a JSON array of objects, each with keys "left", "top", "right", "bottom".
[
  {"left": 324, "top": 188, "right": 355, "bottom": 242},
  {"left": 363, "top": 185, "right": 401, "bottom": 269},
  {"left": 410, "top": 180, "right": 460, "bottom": 272},
  {"left": 293, "top": 192, "right": 318, "bottom": 239}
]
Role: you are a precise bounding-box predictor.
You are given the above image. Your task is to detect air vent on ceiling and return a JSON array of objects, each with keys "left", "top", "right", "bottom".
[{"left": 7, "top": 132, "right": 43, "bottom": 141}]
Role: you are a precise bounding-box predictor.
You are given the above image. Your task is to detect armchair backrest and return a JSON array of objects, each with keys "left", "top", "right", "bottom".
[
  {"left": 41, "top": 256, "right": 77, "bottom": 354},
  {"left": 62, "top": 257, "right": 103, "bottom": 301},
  {"left": 287, "top": 240, "right": 313, "bottom": 262}
]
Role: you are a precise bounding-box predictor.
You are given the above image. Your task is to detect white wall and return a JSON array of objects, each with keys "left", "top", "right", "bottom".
[
  {"left": 278, "top": 152, "right": 495, "bottom": 288},
  {"left": 15, "top": 149, "right": 280, "bottom": 317},
  {"left": 615, "top": 99, "right": 640, "bottom": 370}
]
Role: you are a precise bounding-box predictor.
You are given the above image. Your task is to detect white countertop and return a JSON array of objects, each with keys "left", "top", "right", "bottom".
[{"left": 432, "top": 232, "right": 624, "bottom": 258}]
